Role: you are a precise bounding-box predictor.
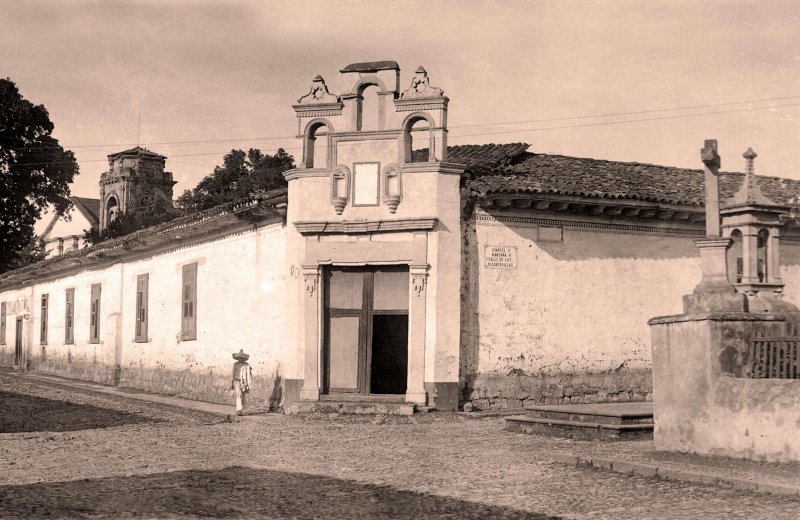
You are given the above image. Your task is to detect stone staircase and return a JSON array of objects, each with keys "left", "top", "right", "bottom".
[{"left": 504, "top": 402, "right": 653, "bottom": 441}]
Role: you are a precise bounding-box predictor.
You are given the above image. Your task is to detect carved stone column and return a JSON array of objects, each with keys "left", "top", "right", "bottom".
[
  {"left": 406, "top": 264, "right": 428, "bottom": 405},
  {"left": 299, "top": 264, "right": 321, "bottom": 401},
  {"left": 768, "top": 230, "right": 782, "bottom": 286}
]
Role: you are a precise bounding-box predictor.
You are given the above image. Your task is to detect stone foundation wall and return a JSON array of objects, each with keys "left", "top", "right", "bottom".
[
  {"left": 461, "top": 368, "right": 652, "bottom": 411},
  {"left": 31, "top": 351, "right": 283, "bottom": 412}
]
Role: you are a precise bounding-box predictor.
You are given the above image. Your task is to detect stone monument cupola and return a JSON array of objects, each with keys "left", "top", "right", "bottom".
[
  {"left": 721, "top": 148, "right": 791, "bottom": 306},
  {"left": 98, "top": 146, "right": 177, "bottom": 232}
]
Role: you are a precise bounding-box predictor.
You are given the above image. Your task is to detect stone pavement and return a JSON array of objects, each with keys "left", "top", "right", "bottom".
[{"left": 2, "top": 370, "right": 800, "bottom": 519}]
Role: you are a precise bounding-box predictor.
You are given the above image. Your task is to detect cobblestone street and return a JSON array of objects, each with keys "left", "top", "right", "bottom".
[{"left": 1, "top": 374, "right": 798, "bottom": 519}]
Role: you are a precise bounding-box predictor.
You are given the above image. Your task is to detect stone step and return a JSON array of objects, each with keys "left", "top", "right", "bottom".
[
  {"left": 286, "top": 400, "right": 416, "bottom": 416},
  {"left": 523, "top": 402, "right": 653, "bottom": 425},
  {"left": 504, "top": 415, "right": 653, "bottom": 441}
]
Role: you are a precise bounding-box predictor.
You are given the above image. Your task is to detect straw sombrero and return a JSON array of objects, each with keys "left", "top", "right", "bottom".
[{"left": 232, "top": 349, "right": 249, "bottom": 361}]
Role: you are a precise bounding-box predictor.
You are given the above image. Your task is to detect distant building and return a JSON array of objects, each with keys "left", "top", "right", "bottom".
[
  {"left": 99, "top": 147, "right": 176, "bottom": 233},
  {"left": 2, "top": 62, "right": 799, "bottom": 413},
  {"left": 36, "top": 196, "right": 100, "bottom": 256},
  {"left": 33, "top": 146, "right": 176, "bottom": 257}
]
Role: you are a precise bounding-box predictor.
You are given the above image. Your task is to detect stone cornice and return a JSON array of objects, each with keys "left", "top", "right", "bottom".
[
  {"left": 283, "top": 168, "right": 331, "bottom": 181},
  {"left": 394, "top": 97, "right": 449, "bottom": 112},
  {"left": 401, "top": 162, "right": 465, "bottom": 175},
  {"left": 294, "top": 217, "right": 437, "bottom": 235},
  {"left": 292, "top": 102, "right": 343, "bottom": 118}
]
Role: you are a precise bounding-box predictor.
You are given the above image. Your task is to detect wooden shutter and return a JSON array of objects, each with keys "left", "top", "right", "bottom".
[
  {"left": 40, "top": 294, "right": 49, "bottom": 345},
  {"left": 65, "top": 288, "right": 74, "bottom": 344},
  {"left": 90, "top": 284, "right": 101, "bottom": 343},
  {"left": 135, "top": 274, "right": 149, "bottom": 342},
  {"left": 181, "top": 263, "right": 197, "bottom": 340}
]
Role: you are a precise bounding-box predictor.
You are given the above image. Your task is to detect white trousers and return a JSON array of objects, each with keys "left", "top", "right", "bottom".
[{"left": 234, "top": 380, "right": 246, "bottom": 412}]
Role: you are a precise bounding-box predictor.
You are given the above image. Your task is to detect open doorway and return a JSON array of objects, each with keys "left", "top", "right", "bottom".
[{"left": 323, "top": 266, "right": 409, "bottom": 397}]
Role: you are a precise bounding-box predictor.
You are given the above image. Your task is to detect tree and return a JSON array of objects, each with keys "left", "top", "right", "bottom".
[
  {"left": 0, "top": 78, "right": 78, "bottom": 273},
  {"left": 83, "top": 195, "right": 177, "bottom": 245},
  {"left": 176, "top": 148, "right": 294, "bottom": 212}
]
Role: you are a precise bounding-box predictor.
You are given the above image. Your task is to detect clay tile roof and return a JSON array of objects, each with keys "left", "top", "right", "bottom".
[
  {"left": 340, "top": 61, "right": 400, "bottom": 73},
  {"left": 71, "top": 196, "right": 101, "bottom": 228},
  {"left": 451, "top": 145, "right": 800, "bottom": 207},
  {"left": 412, "top": 143, "right": 531, "bottom": 176}
]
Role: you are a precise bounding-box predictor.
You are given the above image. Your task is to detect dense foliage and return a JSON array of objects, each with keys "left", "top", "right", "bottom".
[
  {"left": 175, "top": 148, "right": 293, "bottom": 212},
  {"left": 0, "top": 78, "right": 78, "bottom": 273}
]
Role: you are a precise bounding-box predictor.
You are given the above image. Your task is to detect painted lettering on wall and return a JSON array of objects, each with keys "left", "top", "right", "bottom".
[{"left": 485, "top": 246, "right": 517, "bottom": 269}]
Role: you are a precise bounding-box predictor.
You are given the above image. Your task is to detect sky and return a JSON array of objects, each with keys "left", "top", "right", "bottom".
[{"left": 2, "top": 0, "right": 799, "bottom": 200}]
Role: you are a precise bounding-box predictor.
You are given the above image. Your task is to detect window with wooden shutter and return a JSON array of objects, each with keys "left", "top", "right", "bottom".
[
  {"left": 0, "top": 302, "right": 6, "bottom": 345},
  {"left": 181, "top": 263, "right": 197, "bottom": 341},
  {"left": 40, "top": 294, "right": 49, "bottom": 345},
  {"left": 90, "top": 284, "right": 101, "bottom": 343},
  {"left": 65, "top": 288, "right": 74, "bottom": 344},
  {"left": 135, "top": 274, "right": 149, "bottom": 342}
]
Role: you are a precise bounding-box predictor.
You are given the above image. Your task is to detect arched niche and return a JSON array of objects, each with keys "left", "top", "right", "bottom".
[
  {"left": 402, "top": 113, "right": 435, "bottom": 163},
  {"left": 357, "top": 83, "right": 381, "bottom": 132},
  {"left": 727, "top": 229, "right": 743, "bottom": 284},
  {"left": 303, "top": 119, "right": 332, "bottom": 169},
  {"left": 105, "top": 194, "right": 120, "bottom": 225}
]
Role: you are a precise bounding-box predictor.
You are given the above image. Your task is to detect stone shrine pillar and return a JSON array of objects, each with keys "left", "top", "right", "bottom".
[{"left": 648, "top": 141, "right": 800, "bottom": 463}]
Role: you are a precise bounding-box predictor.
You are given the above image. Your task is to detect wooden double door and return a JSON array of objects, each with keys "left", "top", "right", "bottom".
[{"left": 323, "top": 266, "right": 409, "bottom": 396}]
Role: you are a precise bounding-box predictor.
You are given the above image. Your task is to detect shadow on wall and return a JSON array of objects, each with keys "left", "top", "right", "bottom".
[
  {"left": 0, "top": 466, "right": 558, "bottom": 519},
  {"left": 460, "top": 199, "right": 481, "bottom": 407}
]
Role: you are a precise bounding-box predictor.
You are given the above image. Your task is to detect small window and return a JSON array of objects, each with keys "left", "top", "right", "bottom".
[
  {"left": 352, "top": 162, "right": 380, "bottom": 206},
  {"left": 90, "top": 284, "right": 101, "bottom": 343},
  {"left": 65, "top": 288, "right": 74, "bottom": 344},
  {"left": 0, "top": 302, "right": 6, "bottom": 345},
  {"left": 135, "top": 274, "right": 149, "bottom": 342},
  {"left": 181, "top": 263, "right": 197, "bottom": 341},
  {"left": 40, "top": 294, "right": 49, "bottom": 345}
]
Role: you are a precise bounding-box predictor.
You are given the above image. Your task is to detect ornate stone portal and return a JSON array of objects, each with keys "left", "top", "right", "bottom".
[{"left": 283, "top": 62, "right": 465, "bottom": 410}]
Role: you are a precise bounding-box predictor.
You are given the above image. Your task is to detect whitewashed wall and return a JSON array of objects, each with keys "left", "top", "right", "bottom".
[
  {"left": 461, "top": 212, "right": 800, "bottom": 410},
  {"left": 0, "top": 222, "right": 289, "bottom": 410}
]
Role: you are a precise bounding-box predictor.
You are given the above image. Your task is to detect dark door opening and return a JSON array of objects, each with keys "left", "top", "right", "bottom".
[
  {"left": 370, "top": 314, "right": 408, "bottom": 394},
  {"left": 14, "top": 317, "right": 23, "bottom": 366}
]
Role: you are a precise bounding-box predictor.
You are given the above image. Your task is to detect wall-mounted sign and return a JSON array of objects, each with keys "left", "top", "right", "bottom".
[
  {"left": 7, "top": 297, "right": 31, "bottom": 316},
  {"left": 485, "top": 246, "right": 517, "bottom": 269}
]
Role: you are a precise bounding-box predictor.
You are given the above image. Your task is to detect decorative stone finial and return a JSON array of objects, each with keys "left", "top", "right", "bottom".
[
  {"left": 400, "top": 66, "right": 444, "bottom": 99},
  {"left": 297, "top": 76, "right": 340, "bottom": 104},
  {"left": 743, "top": 147, "right": 757, "bottom": 175},
  {"left": 701, "top": 139, "right": 721, "bottom": 169},
  {"left": 726, "top": 147, "right": 774, "bottom": 207}
]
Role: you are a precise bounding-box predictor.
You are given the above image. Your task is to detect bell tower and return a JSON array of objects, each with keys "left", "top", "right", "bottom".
[{"left": 98, "top": 146, "right": 177, "bottom": 233}]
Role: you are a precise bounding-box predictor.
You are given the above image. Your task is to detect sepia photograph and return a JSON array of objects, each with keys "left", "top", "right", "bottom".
[{"left": 1, "top": 1, "right": 799, "bottom": 518}]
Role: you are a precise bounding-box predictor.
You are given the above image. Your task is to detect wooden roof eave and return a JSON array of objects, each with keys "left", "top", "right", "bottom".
[{"left": 476, "top": 192, "right": 706, "bottom": 223}]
